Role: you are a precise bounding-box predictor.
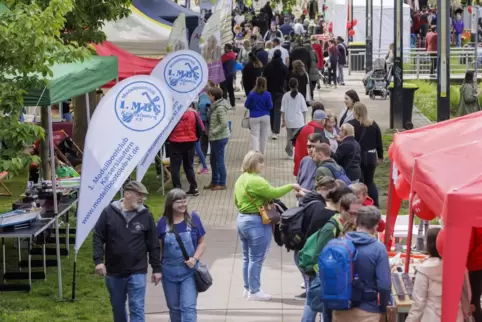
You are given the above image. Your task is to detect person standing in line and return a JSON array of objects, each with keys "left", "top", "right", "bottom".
[
  {"left": 296, "top": 133, "right": 329, "bottom": 193},
  {"left": 281, "top": 78, "right": 308, "bottom": 158},
  {"left": 168, "top": 108, "right": 202, "bottom": 196},
  {"left": 263, "top": 49, "right": 289, "bottom": 140},
  {"left": 339, "top": 89, "right": 360, "bottom": 127},
  {"left": 348, "top": 102, "right": 383, "bottom": 207},
  {"left": 205, "top": 87, "right": 231, "bottom": 191},
  {"left": 334, "top": 123, "right": 362, "bottom": 183},
  {"left": 324, "top": 111, "right": 339, "bottom": 153},
  {"left": 93, "top": 181, "right": 161, "bottom": 322},
  {"left": 234, "top": 151, "right": 301, "bottom": 301},
  {"left": 336, "top": 36, "right": 347, "bottom": 86},
  {"left": 245, "top": 77, "right": 273, "bottom": 154},
  {"left": 157, "top": 189, "right": 206, "bottom": 322}
]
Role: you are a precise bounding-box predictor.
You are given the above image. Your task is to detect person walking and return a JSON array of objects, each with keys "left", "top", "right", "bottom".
[
  {"left": 157, "top": 189, "right": 207, "bottom": 322},
  {"left": 336, "top": 36, "right": 347, "bottom": 85},
  {"left": 234, "top": 150, "right": 301, "bottom": 301},
  {"left": 263, "top": 49, "right": 289, "bottom": 140},
  {"left": 426, "top": 25, "right": 438, "bottom": 75},
  {"left": 242, "top": 53, "right": 264, "bottom": 96},
  {"left": 327, "top": 39, "right": 339, "bottom": 87},
  {"left": 339, "top": 89, "right": 360, "bottom": 126},
  {"left": 304, "top": 40, "right": 320, "bottom": 99},
  {"left": 245, "top": 77, "right": 273, "bottom": 154},
  {"left": 458, "top": 70, "right": 481, "bottom": 117},
  {"left": 288, "top": 60, "right": 310, "bottom": 102},
  {"left": 348, "top": 102, "right": 383, "bottom": 207},
  {"left": 206, "top": 87, "right": 231, "bottom": 191},
  {"left": 93, "top": 181, "right": 161, "bottom": 322},
  {"left": 221, "top": 43, "right": 237, "bottom": 109},
  {"left": 281, "top": 78, "right": 308, "bottom": 158},
  {"left": 168, "top": 108, "right": 202, "bottom": 196}
]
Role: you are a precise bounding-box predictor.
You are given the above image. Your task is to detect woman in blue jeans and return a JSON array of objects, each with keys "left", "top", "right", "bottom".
[
  {"left": 157, "top": 189, "right": 206, "bottom": 322},
  {"left": 234, "top": 151, "right": 301, "bottom": 300},
  {"left": 205, "top": 87, "right": 231, "bottom": 191}
]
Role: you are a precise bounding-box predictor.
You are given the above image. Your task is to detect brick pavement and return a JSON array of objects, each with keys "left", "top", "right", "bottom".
[{"left": 145, "top": 71, "right": 430, "bottom": 322}]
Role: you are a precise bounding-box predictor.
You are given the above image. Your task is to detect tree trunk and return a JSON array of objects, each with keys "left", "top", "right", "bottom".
[
  {"left": 39, "top": 107, "right": 51, "bottom": 180},
  {"left": 72, "top": 91, "right": 99, "bottom": 150}
]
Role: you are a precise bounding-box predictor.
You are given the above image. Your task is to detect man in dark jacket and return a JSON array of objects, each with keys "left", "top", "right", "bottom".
[
  {"left": 289, "top": 41, "right": 312, "bottom": 73},
  {"left": 93, "top": 181, "right": 161, "bottom": 322},
  {"left": 333, "top": 206, "right": 391, "bottom": 320},
  {"left": 263, "top": 49, "right": 289, "bottom": 139},
  {"left": 334, "top": 123, "right": 361, "bottom": 182},
  {"left": 279, "top": 18, "right": 294, "bottom": 38},
  {"left": 221, "top": 43, "right": 237, "bottom": 108},
  {"left": 313, "top": 143, "right": 346, "bottom": 183},
  {"left": 254, "top": 41, "right": 269, "bottom": 66},
  {"left": 336, "top": 36, "right": 347, "bottom": 85}
]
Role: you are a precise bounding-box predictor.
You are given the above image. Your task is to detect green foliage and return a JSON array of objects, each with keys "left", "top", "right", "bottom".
[{"left": 0, "top": 1, "right": 90, "bottom": 175}]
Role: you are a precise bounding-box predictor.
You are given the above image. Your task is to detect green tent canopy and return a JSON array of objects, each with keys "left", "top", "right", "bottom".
[{"left": 23, "top": 56, "right": 118, "bottom": 106}]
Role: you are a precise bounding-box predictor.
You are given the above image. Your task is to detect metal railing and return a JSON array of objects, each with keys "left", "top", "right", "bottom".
[{"left": 347, "top": 47, "right": 482, "bottom": 79}]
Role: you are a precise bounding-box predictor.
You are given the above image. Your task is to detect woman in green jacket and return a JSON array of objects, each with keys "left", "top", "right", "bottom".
[
  {"left": 205, "top": 87, "right": 231, "bottom": 191},
  {"left": 234, "top": 150, "right": 301, "bottom": 301},
  {"left": 458, "top": 71, "right": 481, "bottom": 117}
]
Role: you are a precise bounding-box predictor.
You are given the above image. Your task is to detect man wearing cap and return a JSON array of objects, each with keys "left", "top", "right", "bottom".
[
  {"left": 293, "top": 108, "right": 329, "bottom": 177},
  {"left": 93, "top": 181, "right": 161, "bottom": 322}
]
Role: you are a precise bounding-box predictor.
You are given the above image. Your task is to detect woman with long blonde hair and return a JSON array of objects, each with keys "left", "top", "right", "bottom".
[{"left": 348, "top": 102, "right": 383, "bottom": 207}]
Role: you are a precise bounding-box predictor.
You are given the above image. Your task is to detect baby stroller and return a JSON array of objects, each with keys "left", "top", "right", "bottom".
[{"left": 363, "top": 58, "right": 389, "bottom": 100}]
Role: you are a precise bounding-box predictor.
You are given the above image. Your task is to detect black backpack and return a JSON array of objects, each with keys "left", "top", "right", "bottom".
[{"left": 279, "top": 200, "right": 322, "bottom": 251}]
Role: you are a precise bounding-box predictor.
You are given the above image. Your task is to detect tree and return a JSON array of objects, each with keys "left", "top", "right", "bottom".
[{"left": 0, "top": 1, "right": 89, "bottom": 176}]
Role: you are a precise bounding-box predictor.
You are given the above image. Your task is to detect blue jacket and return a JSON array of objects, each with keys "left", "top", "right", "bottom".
[
  {"left": 279, "top": 24, "right": 293, "bottom": 37},
  {"left": 198, "top": 93, "right": 211, "bottom": 122},
  {"left": 245, "top": 91, "right": 273, "bottom": 118},
  {"left": 345, "top": 231, "right": 391, "bottom": 314}
]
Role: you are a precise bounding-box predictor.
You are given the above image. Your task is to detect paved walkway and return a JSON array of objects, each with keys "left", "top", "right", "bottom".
[{"left": 145, "top": 72, "right": 430, "bottom": 321}]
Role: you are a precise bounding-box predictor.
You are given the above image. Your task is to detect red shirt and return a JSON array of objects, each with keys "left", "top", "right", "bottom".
[
  {"left": 425, "top": 31, "right": 438, "bottom": 52},
  {"left": 222, "top": 51, "right": 237, "bottom": 63},
  {"left": 293, "top": 121, "right": 324, "bottom": 176},
  {"left": 312, "top": 43, "right": 324, "bottom": 69},
  {"left": 468, "top": 228, "right": 482, "bottom": 272}
]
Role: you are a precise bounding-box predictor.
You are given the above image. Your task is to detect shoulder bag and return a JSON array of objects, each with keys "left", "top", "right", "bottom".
[
  {"left": 173, "top": 230, "right": 213, "bottom": 293},
  {"left": 244, "top": 183, "right": 281, "bottom": 224}
]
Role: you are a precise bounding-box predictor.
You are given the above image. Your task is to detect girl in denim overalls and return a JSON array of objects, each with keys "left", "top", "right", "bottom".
[{"left": 157, "top": 189, "right": 206, "bottom": 322}]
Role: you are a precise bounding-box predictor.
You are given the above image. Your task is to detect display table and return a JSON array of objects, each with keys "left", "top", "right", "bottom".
[{"left": 0, "top": 197, "right": 78, "bottom": 292}]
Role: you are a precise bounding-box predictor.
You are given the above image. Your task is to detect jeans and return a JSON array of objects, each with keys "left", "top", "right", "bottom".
[
  {"left": 195, "top": 140, "right": 207, "bottom": 169},
  {"left": 210, "top": 137, "right": 228, "bottom": 186},
  {"left": 162, "top": 275, "right": 198, "bottom": 322},
  {"left": 200, "top": 121, "right": 209, "bottom": 156},
  {"left": 105, "top": 274, "right": 146, "bottom": 322},
  {"left": 236, "top": 214, "right": 272, "bottom": 293},
  {"left": 470, "top": 270, "right": 482, "bottom": 322},
  {"left": 302, "top": 276, "right": 320, "bottom": 322},
  {"left": 269, "top": 93, "right": 283, "bottom": 134},
  {"left": 337, "top": 64, "right": 344, "bottom": 84},
  {"left": 170, "top": 142, "right": 197, "bottom": 191},
  {"left": 221, "top": 75, "right": 235, "bottom": 107},
  {"left": 249, "top": 115, "right": 271, "bottom": 154}
]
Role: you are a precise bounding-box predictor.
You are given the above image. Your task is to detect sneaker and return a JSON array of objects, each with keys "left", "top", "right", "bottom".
[
  {"left": 301, "top": 282, "right": 306, "bottom": 289},
  {"left": 204, "top": 183, "right": 214, "bottom": 189},
  {"left": 198, "top": 168, "right": 209, "bottom": 174},
  {"left": 186, "top": 189, "right": 199, "bottom": 196},
  {"left": 272, "top": 134, "right": 278, "bottom": 140},
  {"left": 211, "top": 185, "right": 227, "bottom": 191},
  {"left": 293, "top": 292, "right": 306, "bottom": 301},
  {"left": 247, "top": 290, "right": 272, "bottom": 301},
  {"left": 243, "top": 288, "right": 249, "bottom": 298}
]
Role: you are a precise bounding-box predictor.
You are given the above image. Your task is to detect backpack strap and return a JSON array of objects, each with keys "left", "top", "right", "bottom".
[
  {"left": 321, "top": 162, "right": 338, "bottom": 178},
  {"left": 328, "top": 216, "right": 342, "bottom": 237}
]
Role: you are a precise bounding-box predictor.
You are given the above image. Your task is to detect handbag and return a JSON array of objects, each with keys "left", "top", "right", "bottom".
[
  {"left": 241, "top": 110, "right": 250, "bottom": 129},
  {"left": 244, "top": 183, "right": 281, "bottom": 224},
  {"left": 173, "top": 230, "right": 213, "bottom": 293}
]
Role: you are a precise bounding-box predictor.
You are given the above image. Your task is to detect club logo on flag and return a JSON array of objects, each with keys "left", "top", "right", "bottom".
[
  {"left": 115, "top": 81, "right": 167, "bottom": 132},
  {"left": 164, "top": 54, "right": 204, "bottom": 93}
]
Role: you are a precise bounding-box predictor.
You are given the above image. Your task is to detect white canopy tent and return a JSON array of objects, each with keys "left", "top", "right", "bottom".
[
  {"left": 102, "top": 6, "right": 172, "bottom": 56},
  {"left": 333, "top": 0, "right": 411, "bottom": 54}
]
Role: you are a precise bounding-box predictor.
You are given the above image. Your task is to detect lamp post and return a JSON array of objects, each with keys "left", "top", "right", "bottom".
[
  {"left": 392, "top": 0, "right": 403, "bottom": 129},
  {"left": 366, "top": 0, "right": 373, "bottom": 72},
  {"left": 437, "top": 0, "right": 450, "bottom": 121}
]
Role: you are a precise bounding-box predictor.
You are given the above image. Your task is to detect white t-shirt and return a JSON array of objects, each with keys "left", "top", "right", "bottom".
[
  {"left": 268, "top": 45, "right": 289, "bottom": 66},
  {"left": 294, "top": 23, "right": 305, "bottom": 35},
  {"left": 281, "top": 92, "right": 308, "bottom": 129},
  {"left": 234, "top": 14, "right": 245, "bottom": 25}
]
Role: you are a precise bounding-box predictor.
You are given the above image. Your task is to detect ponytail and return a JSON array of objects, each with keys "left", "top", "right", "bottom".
[{"left": 289, "top": 78, "right": 299, "bottom": 98}]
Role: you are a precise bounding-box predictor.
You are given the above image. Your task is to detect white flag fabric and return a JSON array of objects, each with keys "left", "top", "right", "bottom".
[
  {"left": 75, "top": 75, "right": 173, "bottom": 251},
  {"left": 167, "top": 13, "right": 189, "bottom": 53},
  {"left": 136, "top": 50, "right": 209, "bottom": 181}
]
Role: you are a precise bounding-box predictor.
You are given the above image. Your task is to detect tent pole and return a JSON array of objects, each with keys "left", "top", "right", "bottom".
[
  {"left": 48, "top": 105, "right": 62, "bottom": 299},
  {"left": 85, "top": 93, "right": 91, "bottom": 124},
  {"left": 384, "top": 162, "right": 394, "bottom": 247},
  {"left": 161, "top": 148, "right": 165, "bottom": 195}
]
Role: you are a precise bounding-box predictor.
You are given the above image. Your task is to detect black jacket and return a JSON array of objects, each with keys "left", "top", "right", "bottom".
[
  {"left": 242, "top": 62, "right": 263, "bottom": 94},
  {"left": 299, "top": 192, "right": 326, "bottom": 237},
  {"left": 348, "top": 119, "right": 384, "bottom": 160},
  {"left": 263, "top": 57, "right": 289, "bottom": 94},
  {"left": 289, "top": 46, "right": 312, "bottom": 73},
  {"left": 334, "top": 136, "right": 362, "bottom": 182},
  {"left": 93, "top": 202, "right": 161, "bottom": 277}
]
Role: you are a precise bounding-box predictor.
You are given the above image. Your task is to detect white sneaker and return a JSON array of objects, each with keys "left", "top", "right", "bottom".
[
  {"left": 247, "top": 290, "right": 272, "bottom": 301},
  {"left": 272, "top": 134, "right": 278, "bottom": 140},
  {"left": 243, "top": 288, "right": 249, "bottom": 298}
]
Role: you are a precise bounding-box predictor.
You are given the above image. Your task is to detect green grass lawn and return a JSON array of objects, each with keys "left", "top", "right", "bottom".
[{"left": 0, "top": 168, "right": 167, "bottom": 322}]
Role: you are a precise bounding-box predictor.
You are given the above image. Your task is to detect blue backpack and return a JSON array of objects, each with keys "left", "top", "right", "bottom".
[
  {"left": 321, "top": 163, "right": 352, "bottom": 186},
  {"left": 318, "top": 238, "right": 359, "bottom": 310}
]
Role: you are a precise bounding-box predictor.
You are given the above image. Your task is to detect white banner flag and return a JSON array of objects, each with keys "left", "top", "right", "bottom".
[
  {"left": 75, "top": 75, "right": 173, "bottom": 251},
  {"left": 167, "top": 13, "right": 189, "bottom": 53},
  {"left": 136, "top": 50, "right": 209, "bottom": 181}
]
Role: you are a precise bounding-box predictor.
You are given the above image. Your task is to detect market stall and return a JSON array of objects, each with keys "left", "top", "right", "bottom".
[
  {"left": 385, "top": 111, "right": 482, "bottom": 322},
  {"left": 0, "top": 55, "right": 118, "bottom": 296}
]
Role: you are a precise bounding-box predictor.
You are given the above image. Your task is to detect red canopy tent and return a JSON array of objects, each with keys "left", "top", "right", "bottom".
[
  {"left": 386, "top": 111, "right": 482, "bottom": 322},
  {"left": 94, "top": 41, "right": 159, "bottom": 87}
]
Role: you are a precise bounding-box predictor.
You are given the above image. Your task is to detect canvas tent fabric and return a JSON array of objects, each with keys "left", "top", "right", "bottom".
[
  {"left": 332, "top": 0, "right": 410, "bottom": 53},
  {"left": 102, "top": 6, "right": 172, "bottom": 56},
  {"left": 94, "top": 41, "right": 159, "bottom": 88},
  {"left": 387, "top": 111, "right": 482, "bottom": 322},
  {"left": 21, "top": 56, "right": 118, "bottom": 106}
]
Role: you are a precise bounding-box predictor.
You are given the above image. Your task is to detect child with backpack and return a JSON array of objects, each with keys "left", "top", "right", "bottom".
[
  {"left": 322, "top": 206, "right": 391, "bottom": 322},
  {"left": 298, "top": 193, "right": 362, "bottom": 322}
]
